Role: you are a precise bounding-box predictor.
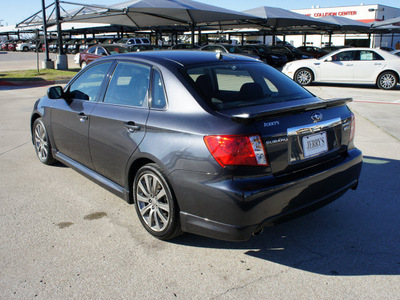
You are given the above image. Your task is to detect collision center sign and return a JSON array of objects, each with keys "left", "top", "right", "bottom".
[{"left": 305, "top": 10, "right": 357, "bottom": 18}]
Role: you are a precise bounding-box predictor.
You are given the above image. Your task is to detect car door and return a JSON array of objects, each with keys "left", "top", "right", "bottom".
[
  {"left": 351, "top": 50, "right": 386, "bottom": 83},
  {"left": 89, "top": 61, "right": 151, "bottom": 186},
  {"left": 51, "top": 61, "right": 113, "bottom": 170},
  {"left": 319, "top": 50, "right": 357, "bottom": 82}
]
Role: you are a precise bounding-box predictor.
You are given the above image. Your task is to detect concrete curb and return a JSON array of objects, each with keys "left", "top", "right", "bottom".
[{"left": 0, "top": 79, "right": 70, "bottom": 87}]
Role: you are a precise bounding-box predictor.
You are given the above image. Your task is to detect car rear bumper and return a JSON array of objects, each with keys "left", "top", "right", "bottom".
[{"left": 178, "top": 148, "right": 362, "bottom": 241}]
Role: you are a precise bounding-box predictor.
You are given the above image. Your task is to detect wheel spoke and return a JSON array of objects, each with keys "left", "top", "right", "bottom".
[
  {"left": 137, "top": 194, "right": 149, "bottom": 204},
  {"left": 140, "top": 203, "right": 152, "bottom": 217},
  {"left": 157, "top": 202, "right": 170, "bottom": 214},
  {"left": 156, "top": 209, "right": 168, "bottom": 224},
  {"left": 155, "top": 188, "right": 166, "bottom": 201},
  {"left": 153, "top": 211, "right": 162, "bottom": 231},
  {"left": 138, "top": 180, "right": 150, "bottom": 198}
]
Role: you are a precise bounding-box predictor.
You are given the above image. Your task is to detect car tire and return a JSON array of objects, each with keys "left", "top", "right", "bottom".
[
  {"left": 80, "top": 61, "right": 87, "bottom": 69},
  {"left": 134, "top": 164, "right": 182, "bottom": 240},
  {"left": 23, "top": 46, "right": 29, "bottom": 52},
  {"left": 377, "top": 71, "right": 398, "bottom": 90},
  {"left": 33, "top": 118, "right": 56, "bottom": 165},
  {"left": 294, "top": 68, "right": 314, "bottom": 86}
]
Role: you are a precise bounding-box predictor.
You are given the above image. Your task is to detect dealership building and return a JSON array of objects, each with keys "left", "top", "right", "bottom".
[{"left": 283, "top": 4, "right": 400, "bottom": 48}]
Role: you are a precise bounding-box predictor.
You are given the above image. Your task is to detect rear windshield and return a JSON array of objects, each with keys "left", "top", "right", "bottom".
[
  {"left": 104, "top": 45, "right": 131, "bottom": 54},
  {"left": 184, "top": 62, "right": 312, "bottom": 110}
]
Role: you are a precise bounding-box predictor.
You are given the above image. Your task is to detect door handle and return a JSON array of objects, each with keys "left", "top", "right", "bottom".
[
  {"left": 125, "top": 121, "right": 140, "bottom": 133},
  {"left": 346, "top": 64, "right": 353, "bottom": 66},
  {"left": 374, "top": 63, "right": 382, "bottom": 65},
  {"left": 78, "top": 112, "right": 88, "bottom": 122}
]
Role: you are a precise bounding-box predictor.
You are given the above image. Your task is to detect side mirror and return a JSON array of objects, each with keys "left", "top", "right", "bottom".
[
  {"left": 325, "top": 57, "right": 333, "bottom": 62},
  {"left": 47, "top": 86, "right": 64, "bottom": 99}
]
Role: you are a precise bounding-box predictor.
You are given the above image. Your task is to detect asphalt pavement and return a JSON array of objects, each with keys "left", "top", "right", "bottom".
[{"left": 0, "top": 65, "right": 399, "bottom": 298}]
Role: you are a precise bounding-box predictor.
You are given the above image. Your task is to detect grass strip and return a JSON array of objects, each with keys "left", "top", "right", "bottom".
[{"left": 0, "top": 69, "right": 80, "bottom": 82}]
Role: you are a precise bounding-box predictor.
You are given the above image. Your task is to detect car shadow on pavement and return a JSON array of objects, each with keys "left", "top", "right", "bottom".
[
  {"left": 173, "top": 156, "right": 400, "bottom": 276},
  {"left": 311, "top": 82, "right": 400, "bottom": 90}
]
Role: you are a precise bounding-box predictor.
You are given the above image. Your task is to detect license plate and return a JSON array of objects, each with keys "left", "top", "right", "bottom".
[{"left": 302, "top": 131, "right": 328, "bottom": 158}]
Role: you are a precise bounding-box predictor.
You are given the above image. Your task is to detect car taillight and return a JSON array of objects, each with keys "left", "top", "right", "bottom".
[
  {"left": 204, "top": 135, "right": 269, "bottom": 167},
  {"left": 350, "top": 113, "right": 355, "bottom": 142}
]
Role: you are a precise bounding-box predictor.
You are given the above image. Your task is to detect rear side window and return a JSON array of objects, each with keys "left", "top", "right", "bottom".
[
  {"left": 151, "top": 69, "right": 167, "bottom": 109},
  {"left": 185, "top": 62, "right": 311, "bottom": 110},
  {"left": 358, "top": 50, "right": 384, "bottom": 61},
  {"left": 103, "top": 62, "right": 151, "bottom": 107}
]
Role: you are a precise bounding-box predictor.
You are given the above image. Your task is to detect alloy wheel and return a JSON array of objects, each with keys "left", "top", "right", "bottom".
[
  {"left": 136, "top": 172, "right": 171, "bottom": 232},
  {"left": 34, "top": 122, "right": 49, "bottom": 162}
]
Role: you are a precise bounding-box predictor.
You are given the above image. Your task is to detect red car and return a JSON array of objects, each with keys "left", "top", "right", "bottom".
[
  {"left": 8, "top": 43, "right": 16, "bottom": 51},
  {"left": 78, "top": 44, "right": 131, "bottom": 68},
  {"left": 2, "top": 40, "right": 12, "bottom": 51}
]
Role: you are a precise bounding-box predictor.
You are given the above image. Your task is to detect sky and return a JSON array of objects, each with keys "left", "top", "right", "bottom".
[{"left": 1, "top": 0, "right": 400, "bottom": 26}]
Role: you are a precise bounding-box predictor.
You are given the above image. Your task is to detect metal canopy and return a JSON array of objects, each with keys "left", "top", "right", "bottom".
[
  {"left": 242, "top": 6, "right": 338, "bottom": 30},
  {"left": 319, "top": 15, "right": 370, "bottom": 33},
  {"left": 50, "top": 0, "right": 263, "bottom": 29},
  {"left": 371, "top": 16, "right": 400, "bottom": 28}
]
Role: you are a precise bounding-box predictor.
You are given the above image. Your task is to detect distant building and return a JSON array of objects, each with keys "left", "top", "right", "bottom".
[{"left": 285, "top": 4, "right": 400, "bottom": 48}]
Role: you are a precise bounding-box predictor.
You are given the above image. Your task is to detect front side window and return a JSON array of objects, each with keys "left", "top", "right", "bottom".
[
  {"left": 332, "top": 51, "right": 357, "bottom": 61},
  {"left": 185, "top": 62, "right": 311, "bottom": 110},
  {"left": 103, "top": 62, "right": 151, "bottom": 107},
  {"left": 69, "top": 62, "right": 112, "bottom": 101},
  {"left": 88, "top": 46, "right": 96, "bottom": 54}
]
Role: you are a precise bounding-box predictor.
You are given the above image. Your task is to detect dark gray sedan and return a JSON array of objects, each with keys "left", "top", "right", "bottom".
[{"left": 31, "top": 51, "right": 362, "bottom": 241}]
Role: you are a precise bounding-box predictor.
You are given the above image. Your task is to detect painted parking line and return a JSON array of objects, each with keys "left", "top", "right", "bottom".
[{"left": 353, "top": 100, "right": 400, "bottom": 105}]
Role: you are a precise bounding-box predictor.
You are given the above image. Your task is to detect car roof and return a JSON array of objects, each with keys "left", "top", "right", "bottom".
[{"left": 107, "top": 50, "right": 257, "bottom": 68}]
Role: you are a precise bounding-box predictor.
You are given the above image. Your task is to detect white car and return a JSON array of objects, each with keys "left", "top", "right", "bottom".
[
  {"left": 282, "top": 48, "right": 400, "bottom": 90},
  {"left": 16, "top": 41, "right": 35, "bottom": 52}
]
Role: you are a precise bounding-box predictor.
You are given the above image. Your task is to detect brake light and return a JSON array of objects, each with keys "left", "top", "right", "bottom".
[
  {"left": 204, "top": 135, "right": 269, "bottom": 167},
  {"left": 350, "top": 113, "right": 355, "bottom": 142}
]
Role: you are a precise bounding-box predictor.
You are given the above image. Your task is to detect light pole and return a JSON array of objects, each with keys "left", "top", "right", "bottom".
[
  {"left": 54, "top": 0, "right": 68, "bottom": 70},
  {"left": 41, "top": 0, "right": 54, "bottom": 69}
]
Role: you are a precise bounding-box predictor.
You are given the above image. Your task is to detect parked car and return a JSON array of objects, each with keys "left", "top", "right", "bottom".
[
  {"left": 8, "top": 40, "right": 19, "bottom": 51},
  {"left": 30, "top": 40, "right": 44, "bottom": 52},
  {"left": 321, "top": 45, "right": 351, "bottom": 54},
  {"left": 296, "top": 46, "right": 325, "bottom": 58},
  {"left": 16, "top": 40, "right": 35, "bottom": 52},
  {"left": 129, "top": 44, "right": 165, "bottom": 52},
  {"left": 67, "top": 39, "right": 85, "bottom": 54},
  {"left": 239, "top": 44, "right": 288, "bottom": 68},
  {"left": 170, "top": 43, "right": 200, "bottom": 50},
  {"left": 390, "top": 49, "right": 400, "bottom": 57},
  {"left": 78, "top": 44, "right": 131, "bottom": 68},
  {"left": 1, "top": 40, "right": 13, "bottom": 51},
  {"left": 283, "top": 47, "right": 400, "bottom": 90},
  {"left": 127, "top": 37, "right": 151, "bottom": 46},
  {"left": 265, "top": 45, "right": 312, "bottom": 61},
  {"left": 378, "top": 46, "right": 395, "bottom": 52},
  {"left": 200, "top": 44, "right": 259, "bottom": 60},
  {"left": 31, "top": 51, "right": 362, "bottom": 241}
]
